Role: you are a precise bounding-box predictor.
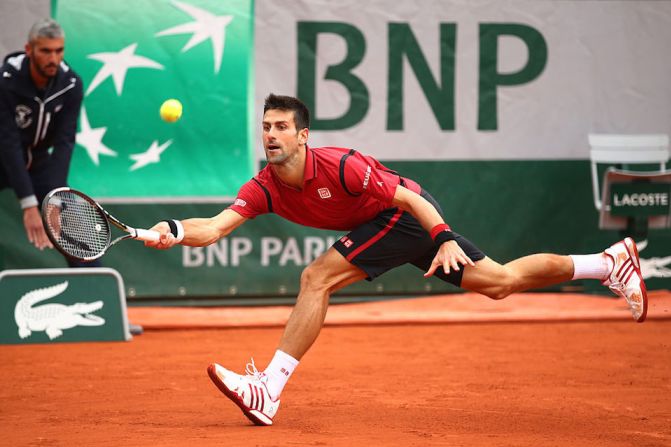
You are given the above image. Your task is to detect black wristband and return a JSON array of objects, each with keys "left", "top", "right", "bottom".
[
  {"left": 162, "top": 219, "right": 178, "bottom": 238},
  {"left": 434, "top": 230, "right": 456, "bottom": 246}
]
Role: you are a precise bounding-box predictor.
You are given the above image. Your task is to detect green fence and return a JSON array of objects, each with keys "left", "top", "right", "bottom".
[{"left": 3, "top": 160, "right": 670, "bottom": 302}]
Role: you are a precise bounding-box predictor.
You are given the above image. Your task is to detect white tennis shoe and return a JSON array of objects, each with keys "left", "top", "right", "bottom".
[
  {"left": 207, "top": 360, "right": 280, "bottom": 426},
  {"left": 603, "top": 237, "right": 648, "bottom": 322}
]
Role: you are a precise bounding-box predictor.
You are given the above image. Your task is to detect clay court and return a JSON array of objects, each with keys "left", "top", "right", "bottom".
[{"left": 2, "top": 291, "right": 670, "bottom": 446}]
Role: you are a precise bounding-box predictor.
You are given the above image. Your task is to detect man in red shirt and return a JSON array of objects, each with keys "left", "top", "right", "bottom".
[{"left": 147, "top": 94, "right": 648, "bottom": 426}]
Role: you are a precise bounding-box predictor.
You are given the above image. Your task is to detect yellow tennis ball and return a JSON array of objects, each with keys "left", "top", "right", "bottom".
[{"left": 160, "top": 99, "right": 183, "bottom": 122}]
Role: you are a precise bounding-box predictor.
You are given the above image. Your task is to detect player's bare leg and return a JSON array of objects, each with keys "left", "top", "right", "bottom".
[
  {"left": 460, "top": 255, "right": 574, "bottom": 300},
  {"left": 278, "top": 247, "right": 368, "bottom": 360},
  {"left": 460, "top": 238, "right": 647, "bottom": 322},
  {"left": 207, "top": 248, "right": 366, "bottom": 425}
]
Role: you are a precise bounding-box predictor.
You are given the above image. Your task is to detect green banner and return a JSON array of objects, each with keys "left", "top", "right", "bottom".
[
  {"left": 611, "top": 183, "right": 671, "bottom": 217},
  {"left": 54, "top": 0, "right": 255, "bottom": 200},
  {"left": 3, "top": 161, "right": 671, "bottom": 301},
  {"left": 0, "top": 268, "right": 130, "bottom": 344}
]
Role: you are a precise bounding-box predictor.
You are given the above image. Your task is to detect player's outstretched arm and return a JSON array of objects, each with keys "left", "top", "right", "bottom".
[
  {"left": 391, "top": 185, "right": 474, "bottom": 275},
  {"left": 145, "top": 209, "right": 247, "bottom": 250}
]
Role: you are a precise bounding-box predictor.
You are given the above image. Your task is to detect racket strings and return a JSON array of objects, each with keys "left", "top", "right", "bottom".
[{"left": 44, "top": 191, "right": 110, "bottom": 259}]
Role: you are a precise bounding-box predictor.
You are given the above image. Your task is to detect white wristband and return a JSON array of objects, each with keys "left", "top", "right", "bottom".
[
  {"left": 162, "top": 219, "right": 185, "bottom": 243},
  {"left": 173, "top": 219, "right": 185, "bottom": 243}
]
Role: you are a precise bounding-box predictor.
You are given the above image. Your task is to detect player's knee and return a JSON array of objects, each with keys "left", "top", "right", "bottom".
[
  {"left": 299, "top": 264, "right": 330, "bottom": 294},
  {"left": 482, "top": 271, "right": 517, "bottom": 300},
  {"left": 483, "top": 286, "right": 513, "bottom": 301}
]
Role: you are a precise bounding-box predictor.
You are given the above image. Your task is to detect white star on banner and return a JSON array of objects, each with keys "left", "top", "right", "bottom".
[
  {"left": 76, "top": 107, "right": 118, "bottom": 165},
  {"left": 86, "top": 43, "right": 164, "bottom": 96},
  {"left": 129, "top": 139, "right": 173, "bottom": 171},
  {"left": 155, "top": 1, "right": 233, "bottom": 74}
]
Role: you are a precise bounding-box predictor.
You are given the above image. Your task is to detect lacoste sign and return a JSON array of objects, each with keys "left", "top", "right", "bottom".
[
  {"left": 613, "top": 193, "right": 668, "bottom": 207},
  {"left": 610, "top": 183, "right": 671, "bottom": 217},
  {"left": 0, "top": 269, "right": 131, "bottom": 344},
  {"left": 15, "top": 281, "right": 106, "bottom": 340}
]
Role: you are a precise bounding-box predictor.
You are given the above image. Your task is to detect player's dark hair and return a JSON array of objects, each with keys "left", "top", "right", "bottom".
[{"left": 263, "top": 94, "right": 310, "bottom": 131}]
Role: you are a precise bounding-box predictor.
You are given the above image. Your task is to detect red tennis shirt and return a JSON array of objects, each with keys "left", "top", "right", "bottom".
[{"left": 229, "top": 146, "right": 421, "bottom": 231}]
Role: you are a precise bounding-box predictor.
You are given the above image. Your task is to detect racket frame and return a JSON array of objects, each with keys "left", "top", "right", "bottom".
[{"left": 41, "top": 187, "right": 157, "bottom": 262}]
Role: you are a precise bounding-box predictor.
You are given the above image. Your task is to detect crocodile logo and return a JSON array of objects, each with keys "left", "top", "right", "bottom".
[{"left": 14, "top": 281, "right": 105, "bottom": 340}]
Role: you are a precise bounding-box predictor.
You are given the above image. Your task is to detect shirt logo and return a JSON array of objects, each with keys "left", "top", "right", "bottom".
[
  {"left": 234, "top": 198, "right": 247, "bottom": 207},
  {"left": 377, "top": 181, "right": 384, "bottom": 187},
  {"left": 15, "top": 105, "right": 32, "bottom": 129},
  {"left": 362, "top": 165, "right": 372, "bottom": 190},
  {"left": 318, "top": 187, "right": 331, "bottom": 199},
  {"left": 340, "top": 236, "right": 354, "bottom": 248}
]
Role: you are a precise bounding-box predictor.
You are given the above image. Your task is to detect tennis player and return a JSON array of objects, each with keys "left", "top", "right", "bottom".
[{"left": 146, "top": 93, "right": 648, "bottom": 426}]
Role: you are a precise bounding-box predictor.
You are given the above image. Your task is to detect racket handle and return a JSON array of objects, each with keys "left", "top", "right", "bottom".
[{"left": 133, "top": 228, "right": 161, "bottom": 242}]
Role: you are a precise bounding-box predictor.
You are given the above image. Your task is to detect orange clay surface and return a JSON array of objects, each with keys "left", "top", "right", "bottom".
[{"left": 2, "top": 293, "right": 671, "bottom": 446}]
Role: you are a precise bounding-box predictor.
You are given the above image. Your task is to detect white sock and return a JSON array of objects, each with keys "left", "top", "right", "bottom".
[
  {"left": 264, "top": 350, "right": 299, "bottom": 400},
  {"left": 569, "top": 253, "right": 613, "bottom": 280}
]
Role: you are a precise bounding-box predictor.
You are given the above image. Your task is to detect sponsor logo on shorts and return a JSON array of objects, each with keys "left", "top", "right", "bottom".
[
  {"left": 234, "top": 198, "right": 247, "bottom": 207},
  {"left": 340, "top": 236, "right": 354, "bottom": 248},
  {"left": 318, "top": 187, "right": 331, "bottom": 199},
  {"left": 363, "top": 165, "right": 372, "bottom": 190}
]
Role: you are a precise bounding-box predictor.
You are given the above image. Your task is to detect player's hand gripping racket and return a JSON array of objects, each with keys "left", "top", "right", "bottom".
[{"left": 41, "top": 187, "right": 160, "bottom": 262}]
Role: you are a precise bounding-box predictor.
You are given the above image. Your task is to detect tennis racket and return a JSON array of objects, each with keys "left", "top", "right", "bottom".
[{"left": 41, "top": 187, "right": 161, "bottom": 262}]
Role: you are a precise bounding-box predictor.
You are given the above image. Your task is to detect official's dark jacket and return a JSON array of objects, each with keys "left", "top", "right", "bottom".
[{"left": 0, "top": 51, "right": 83, "bottom": 207}]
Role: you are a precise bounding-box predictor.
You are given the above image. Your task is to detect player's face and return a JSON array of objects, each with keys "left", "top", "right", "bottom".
[
  {"left": 26, "top": 37, "right": 65, "bottom": 80},
  {"left": 262, "top": 109, "right": 308, "bottom": 165}
]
